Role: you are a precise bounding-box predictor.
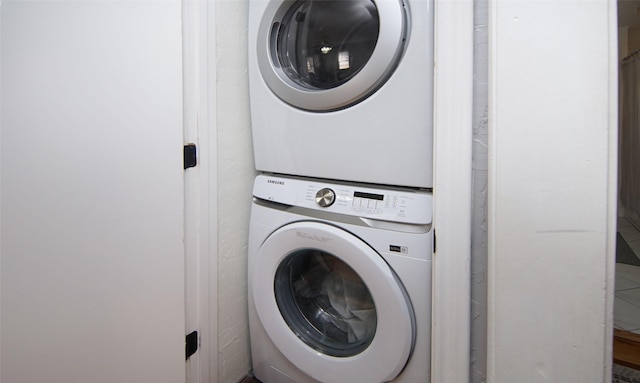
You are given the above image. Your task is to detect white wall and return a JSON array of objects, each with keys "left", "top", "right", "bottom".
[
  {"left": 488, "top": 1, "right": 616, "bottom": 382},
  {"left": 214, "top": 2, "right": 256, "bottom": 382}
]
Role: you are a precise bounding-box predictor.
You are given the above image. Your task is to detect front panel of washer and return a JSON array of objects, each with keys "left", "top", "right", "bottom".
[
  {"left": 252, "top": 220, "right": 415, "bottom": 382},
  {"left": 257, "top": 0, "right": 409, "bottom": 111}
]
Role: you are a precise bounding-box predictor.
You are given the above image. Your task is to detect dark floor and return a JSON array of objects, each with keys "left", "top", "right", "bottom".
[{"left": 239, "top": 377, "right": 261, "bottom": 383}]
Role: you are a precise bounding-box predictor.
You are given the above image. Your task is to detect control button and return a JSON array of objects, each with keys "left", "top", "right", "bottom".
[{"left": 315, "top": 188, "right": 336, "bottom": 207}]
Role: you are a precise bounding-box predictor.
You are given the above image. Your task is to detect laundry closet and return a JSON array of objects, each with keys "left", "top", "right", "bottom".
[{"left": 246, "top": 1, "right": 435, "bottom": 382}]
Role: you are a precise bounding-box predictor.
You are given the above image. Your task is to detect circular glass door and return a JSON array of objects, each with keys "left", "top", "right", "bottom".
[
  {"left": 257, "top": 0, "right": 408, "bottom": 111},
  {"left": 276, "top": 0, "right": 379, "bottom": 90},
  {"left": 252, "top": 221, "right": 415, "bottom": 383},
  {"left": 274, "top": 249, "right": 377, "bottom": 357}
]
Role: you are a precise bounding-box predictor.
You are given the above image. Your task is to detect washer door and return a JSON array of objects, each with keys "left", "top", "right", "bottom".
[
  {"left": 257, "top": 0, "right": 408, "bottom": 111},
  {"left": 252, "top": 221, "right": 415, "bottom": 383}
]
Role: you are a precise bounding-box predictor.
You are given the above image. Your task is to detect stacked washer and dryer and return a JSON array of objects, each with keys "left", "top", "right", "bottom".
[{"left": 247, "top": 1, "right": 434, "bottom": 382}]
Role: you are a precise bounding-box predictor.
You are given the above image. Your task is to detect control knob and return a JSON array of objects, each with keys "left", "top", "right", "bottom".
[{"left": 315, "top": 188, "right": 336, "bottom": 207}]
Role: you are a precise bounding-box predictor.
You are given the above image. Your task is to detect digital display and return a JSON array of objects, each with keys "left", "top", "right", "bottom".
[{"left": 354, "top": 191, "right": 384, "bottom": 201}]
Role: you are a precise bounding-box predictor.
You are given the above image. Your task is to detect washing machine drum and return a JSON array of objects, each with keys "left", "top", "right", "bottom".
[
  {"left": 257, "top": 0, "right": 408, "bottom": 111},
  {"left": 252, "top": 221, "right": 416, "bottom": 383}
]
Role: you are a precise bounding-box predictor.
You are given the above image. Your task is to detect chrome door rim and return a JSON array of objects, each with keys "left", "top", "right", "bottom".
[{"left": 256, "top": 0, "right": 409, "bottom": 112}]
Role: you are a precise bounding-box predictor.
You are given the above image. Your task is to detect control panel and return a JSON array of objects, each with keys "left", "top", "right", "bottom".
[{"left": 253, "top": 174, "right": 432, "bottom": 225}]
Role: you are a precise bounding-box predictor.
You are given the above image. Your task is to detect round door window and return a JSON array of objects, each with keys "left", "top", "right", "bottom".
[
  {"left": 274, "top": 248, "right": 377, "bottom": 357},
  {"left": 276, "top": 0, "right": 379, "bottom": 90},
  {"left": 257, "top": 0, "right": 408, "bottom": 111}
]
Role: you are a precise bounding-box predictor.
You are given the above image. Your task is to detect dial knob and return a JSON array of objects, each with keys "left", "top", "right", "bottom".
[{"left": 315, "top": 188, "right": 336, "bottom": 207}]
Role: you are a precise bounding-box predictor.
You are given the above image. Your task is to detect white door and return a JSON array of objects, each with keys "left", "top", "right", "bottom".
[
  {"left": 1, "top": 2, "right": 185, "bottom": 382},
  {"left": 252, "top": 221, "right": 415, "bottom": 383}
]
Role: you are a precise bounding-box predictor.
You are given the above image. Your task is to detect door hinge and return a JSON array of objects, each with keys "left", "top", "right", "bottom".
[
  {"left": 184, "top": 144, "right": 197, "bottom": 169},
  {"left": 433, "top": 229, "right": 436, "bottom": 254},
  {"left": 186, "top": 330, "right": 198, "bottom": 360}
]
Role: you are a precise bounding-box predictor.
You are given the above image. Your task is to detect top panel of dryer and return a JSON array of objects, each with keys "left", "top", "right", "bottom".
[{"left": 249, "top": 0, "right": 434, "bottom": 189}]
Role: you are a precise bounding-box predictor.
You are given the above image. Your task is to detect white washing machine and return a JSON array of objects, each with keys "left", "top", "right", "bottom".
[
  {"left": 248, "top": 0, "right": 434, "bottom": 188},
  {"left": 248, "top": 174, "right": 432, "bottom": 383}
]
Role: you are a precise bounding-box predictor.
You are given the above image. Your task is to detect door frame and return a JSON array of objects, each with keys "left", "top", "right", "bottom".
[
  {"left": 183, "top": 1, "right": 217, "bottom": 383},
  {"left": 432, "top": 0, "right": 474, "bottom": 382}
]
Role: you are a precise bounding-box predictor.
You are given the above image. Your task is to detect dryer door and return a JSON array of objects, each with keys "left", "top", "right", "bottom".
[
  {"left": 252, "top": 221, "right": 415, "bottom": 383},
  {"left": 257, "top": 0, "right": 408, "bottom": 111}
]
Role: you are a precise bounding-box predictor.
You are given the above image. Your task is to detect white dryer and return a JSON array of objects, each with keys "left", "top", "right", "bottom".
[
  {"left": 248, "top": 0, "right": 434, "bottom": 188},
  {"left": 248, "top": 174, "right": 432, "bottom": 383}
]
